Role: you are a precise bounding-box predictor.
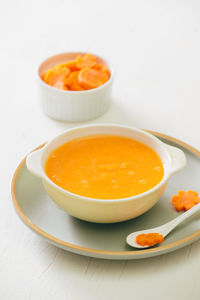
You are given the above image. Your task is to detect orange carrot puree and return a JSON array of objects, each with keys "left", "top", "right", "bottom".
[
  {"left": 172, "top": 190, "right": 200, "bottom": 211},
  {"left": 136, "top": 233, "right": 164, "bottom": 247},
  {"left": 41, "top": 54, "right": 110, "bottom": 91},
  {"left": 45, "top": 135, "right": 164, "bottom": 200}
]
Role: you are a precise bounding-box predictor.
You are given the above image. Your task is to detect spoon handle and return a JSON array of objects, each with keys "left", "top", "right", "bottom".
[{"left": 161, "top": 202, "right": 200, "bottom": 236}]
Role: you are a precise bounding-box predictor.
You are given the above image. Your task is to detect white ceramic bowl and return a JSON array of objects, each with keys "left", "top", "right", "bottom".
[
  {"left": 26, "top": 125, "right": 186, "bottom": 223},
  {"left": 37, "top": 52, "right": 113, "bottom": 122}
]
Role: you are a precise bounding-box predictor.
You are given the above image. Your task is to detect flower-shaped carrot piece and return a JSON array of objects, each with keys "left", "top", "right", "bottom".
[
  {"left": 172, "top": 190, "right": 200, "bottom": 211},
  {"left": 76, "top": 54, "right": 96, "bottom": 69},
  {"left": 78, "top": 67, "right": 109, "bottom": 89},
  {"left": 41, "top": 65, "right": 71, "bottom": 88},
  {"left": 65, "top": 71, "right": 84, "bottom": 91},
  {"left": 60, "top": 60, "right": 79, "bottom": 72},
  {"left": 136, "top": 233, "right": 164, "bottom": 247}
]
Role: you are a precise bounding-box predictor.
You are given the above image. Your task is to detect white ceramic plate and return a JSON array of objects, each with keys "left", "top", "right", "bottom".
[{"left": 11, "top": 132, "right": 200, "bottom": 260}]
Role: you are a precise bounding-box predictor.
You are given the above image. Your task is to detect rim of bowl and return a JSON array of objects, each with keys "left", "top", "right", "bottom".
[
  {"left": 37, "top": 51, "right": 114, "bottom": 95},
  {"left": 39, "top": 124, "right": 172, "bottom": 203}
]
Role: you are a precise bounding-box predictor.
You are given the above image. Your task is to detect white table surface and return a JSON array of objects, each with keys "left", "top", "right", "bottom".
[{"left": 1, "top": 0, "right": 200, "bottom": 299}]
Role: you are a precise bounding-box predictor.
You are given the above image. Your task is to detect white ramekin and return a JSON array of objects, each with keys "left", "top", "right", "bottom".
[
  {"left": 37, "top": 52, "right": 113, "bottom": 122},
  {"left": 26, "top": 125, "right": 186, "bottom": 223}
]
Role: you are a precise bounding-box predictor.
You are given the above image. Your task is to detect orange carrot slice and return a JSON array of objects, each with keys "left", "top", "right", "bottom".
[
  {"left": 172, "top": 190, "right": 200, "bottom": 211},
  {"left": 76, "top": 54, "right": 96, "bottom": 69},
  {"left": 101, "top": 65, "right": 110, "bottom": 77},
  {"left": 60, "top": 60, "right": 79, "bottom": 72},
  {"left": 78, "top": 67, "right": 109, "bottom": 89},
  {"left": 93, "top": 64, "right": 110, "bottom": 76},
  {"left": 42, "top": 66, "right": 70, "bottom": 87},
  {"left": 136, "top": 233, "right": 164, "bottom": 247},
  {"left": 53, "top": 81, "right": 68, "bottom": 90},
  {"left": 65, "top": 71, "right": 84, "bottom": 91}
]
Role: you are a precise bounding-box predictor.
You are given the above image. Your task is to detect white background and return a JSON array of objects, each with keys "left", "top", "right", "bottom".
[{"left": 1, "top": 0, "right": 200, "bottom": 299}]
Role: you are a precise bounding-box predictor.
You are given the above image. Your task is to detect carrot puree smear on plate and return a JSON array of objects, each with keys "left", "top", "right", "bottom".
[
  {"left": 172, "top": 190, "right": 200, "bottom": 211},
  {"left": 136, "top": 233, "right": 164, "bottom": 247},
  {"left": 41, "top": 54, "right": 110, "bottom": 91}
]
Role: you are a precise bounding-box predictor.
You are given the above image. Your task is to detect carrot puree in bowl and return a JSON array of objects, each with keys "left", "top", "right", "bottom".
[
  {"left": 41, "top": 53, "right": 110, "bottom": 91},
  {"left": 45, "top": 135, "right": 164, "bottom": 200}
]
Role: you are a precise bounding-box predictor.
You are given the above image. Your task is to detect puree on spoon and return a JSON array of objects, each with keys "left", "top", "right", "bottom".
[{"left": 45, "top": 135, "right": 164, "bottom": 200}]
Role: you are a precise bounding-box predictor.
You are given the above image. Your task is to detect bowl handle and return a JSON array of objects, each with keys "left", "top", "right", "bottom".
[
  {"left": 26, "top": 148, "right": 44, "bottom": 178},
  {"left": 165, "top": 144, "right": 186, "bottom": 175}
]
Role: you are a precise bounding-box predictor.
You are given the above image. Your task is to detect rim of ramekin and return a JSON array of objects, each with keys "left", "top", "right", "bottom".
[{"left": 37, "top": 51, "right": 114, "bottom": 95}]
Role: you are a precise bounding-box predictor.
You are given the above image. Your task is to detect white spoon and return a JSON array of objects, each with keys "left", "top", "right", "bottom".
[{"left": 126, "top": 202, "right": 200, "bottom": 249}]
